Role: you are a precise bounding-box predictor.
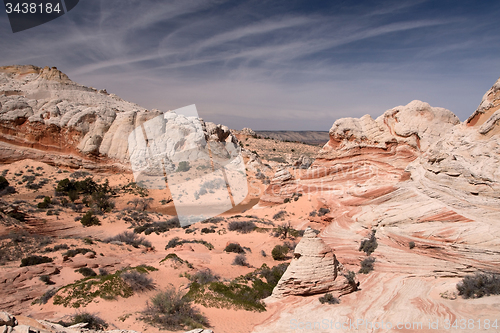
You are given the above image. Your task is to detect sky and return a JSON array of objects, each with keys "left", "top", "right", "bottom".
[{"left": 1, "top": 0, "right": 500, "bottom": 130}]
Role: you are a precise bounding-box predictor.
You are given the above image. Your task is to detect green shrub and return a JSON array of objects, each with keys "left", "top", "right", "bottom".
[
  {"left": 78, "top": 267, "right": 97, "bottom": 277},
  {"left": 20, "top": 255, "right": 53, "bottom": 267},
  {"left": 359, "top": 231, "right": 378, "bottom": 255},
  {"left": 271, "top": 245, "right": 289, "bottom": 261},
  {"left": 359, "top": 257, "right": 375, "bottom": 274},
  {"left": 273, "top": 211, "right": 286, "bottom": 220},
  {"left": 141, "top": 288, "right": 208, "bottom": 330},
  {"left": 40, "top": 275, "right": 54, "bottom": 285},
  {"left": 224, "top": 243, "right": 245, "bottom": 254},
  {"left": 456, "top": 273, "right": 500, "bottom": 299},
  {"left": 81, "top": 211, "right": 100, "bottom": 227},
  {"left": 37, "top": 196, "right": 52, "bottom": 209},
  {"left": 201, "top": 227, "right": 216, "bottom": 234},
  {"left": 319, "top": 293, "right": 340, "bottom": 304}
]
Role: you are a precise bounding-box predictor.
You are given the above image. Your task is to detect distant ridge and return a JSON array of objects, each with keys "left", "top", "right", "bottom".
[{"left": 255, "top": 131, "right": 330, "bottom": 145}]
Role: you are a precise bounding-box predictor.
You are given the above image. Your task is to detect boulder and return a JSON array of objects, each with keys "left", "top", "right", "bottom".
[{"left": 271, "top": 228, "right": 356, "bottom": 297}]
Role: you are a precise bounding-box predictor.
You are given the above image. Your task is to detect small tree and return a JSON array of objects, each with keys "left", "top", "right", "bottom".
[{"left": 359, "top": 231, "right": 378, "bottom": 255}]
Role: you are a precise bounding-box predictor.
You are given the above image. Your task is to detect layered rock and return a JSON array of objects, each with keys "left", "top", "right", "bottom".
[
  {"left": 254, "top": 79, "right": 500, "bottom": 333},
  {"left": 272, "top": 228, "right": 356, "bottom": 297},
  {"left": 0, "top": 65, "right": 237, "bottom": 171}
]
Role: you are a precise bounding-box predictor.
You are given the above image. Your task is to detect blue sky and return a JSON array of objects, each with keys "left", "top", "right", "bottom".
[{"left": 1, "top": 0, "right": 500, "bottom": 130}]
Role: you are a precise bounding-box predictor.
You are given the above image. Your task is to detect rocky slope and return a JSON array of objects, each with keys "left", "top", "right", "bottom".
[
  {"left": 0, "top": 65, "right": 235, "bottom": 171},
  {"left": 254, "top": 81, "right": 500, "bottom": 332}
]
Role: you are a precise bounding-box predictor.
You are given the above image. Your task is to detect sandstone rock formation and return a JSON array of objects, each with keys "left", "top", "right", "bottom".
[
  {"left": 0, "top": 65, "right": 237, "bottom": 171},
  {"left": 272, "top": 227, "right": 356, "bottom": 297},
  {"left": 254, "top": 79, "right": 500, "bottom": 333}
]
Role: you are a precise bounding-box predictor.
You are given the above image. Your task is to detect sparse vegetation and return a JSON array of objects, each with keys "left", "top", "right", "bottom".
[
  {"left": 201, "top": 227, "right": 216, "bottom": 234},
  {"left": 456, "top": 272, "right": 500, "bottom": 299},
  {"left": 409, "top": 241, "right": 415, "bottom": 249},
  {"left": 317, "top": 207, "right": 330, "bottom": 217},
  {"left": 40, "top": 275, "right": 54, "bottom": 285},
  {"left": 160, "top": 253, "right": 194, "bottom": 269},
  {"left": 134, "top": 218, "right": 180, "bottom": 235},
  {"left": 78, "top": 267, "right": 97, "bottom": 277},
  {"left": 166, "top": 237, "right": 214, "bottom": 250},
  {"left": 273, "top": 210, "right": 286, "bottom": 220},
  {"left": 176, "top": 161, "right": 192, "bottom": 172},
  {"left": 59, "top": 312, "right": 108, "bottom": 330},
  {"left": 104, "top": 231, "right": 152, "bottom": 248},
  {"left": 121, "top": 271, "right": 156, "bottom": 292},
  {"left": 53, "top": 266, "right": 156, "bottom": 308},
  {"left": 34, "top": 288, "right": 57, "bottom": 305},
  {"left": 359, "top": 231, "right": 378, "bottom": 255},
  {"left": 185, "top": 263, "right": 288, "bottom": 312},
  {"left": 227, "top": 221, "right": 256, "bottom": 233},
  {"left": 273, "top": 221, "right": 302, "bottom": 239},
  {"left": 63, "top": 248, "right": 95, "bottom": 258},
  {"left": 359, "top": 257, "right": 375, "bottom": 274},
  {"left": 319, "top": 293, "right": 340, "bottom": 304},
  {"left": 141, "top": 288, "right": 208, "bottom": 330},
  {"left": 20, "top": 255, "right": 53, "bottom": 267},
  {"left": 224, "top": 243, "right": 245, "bottom": 254}
]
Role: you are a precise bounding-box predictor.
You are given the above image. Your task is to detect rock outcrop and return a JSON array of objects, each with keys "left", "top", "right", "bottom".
[
  {"left": 254, "top": 79, "right": 500, "bottom": 333},
  {"left": 0, "top": 65, "right": 237, "bottom": 171},
  {"left": 272, "top": 228, "right": 356, "bottom": 297}
]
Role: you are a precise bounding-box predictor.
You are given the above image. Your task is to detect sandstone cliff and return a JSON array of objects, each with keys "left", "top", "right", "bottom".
[{"left": 0, "top": 65, "right": 235, "bottom": 171}]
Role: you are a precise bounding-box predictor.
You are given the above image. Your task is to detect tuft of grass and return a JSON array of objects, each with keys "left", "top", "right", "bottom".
[
  {"left": 359, "top": 257, "right": 375, "bottom": 274},
  {"left": 141, "top": 288, "right": 208, "bottom": 331},
  {"left": 456, "top": 273, "right": 500, "bottom": 299},
  {"left": 104, "top": 231, "right": 152, "bottom": 248}
]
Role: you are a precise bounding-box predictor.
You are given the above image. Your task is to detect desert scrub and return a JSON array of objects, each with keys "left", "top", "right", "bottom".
[
  {"left": 134, "top": 217, "right": 180, "bottom": 235},
  {"left": 63, "top": 248, "right": 95, "bottom": 258},
  {"left": 20, "top": 255, "right": 53, "bottom": 267},
  {"left": 409, "top": 241, "right": 415, "bottom": 249},
  {"left": 141, "top": 287, "right": 208, "bottom": 331},
  {"left": 200, "top": 227, "right": 216, "bottom": 234},
  {"left": 317, "top": 207, "right": 330, "bottom": 216},
  {"left": 59, "top": 312, "right": 108, "bottom": 330},
  {"left": 359, "top": 257, "right": 375, "bottom": 274},
  {"left": 160, "top": 253, "right": 194, "bottom": 269},
  {"left": 456, "top": 273, "right": 500, "bottom": 299},
  {"left": 232, "top": 254, "right": 249, "bottom": 266},
  {"left": 77, "top": 267, "right": 97, "bottom": 277},
  {"left": 224, "top": 243, "right": 245, "bottom": 254},
  {"left": 227, "top": 221, "right": 256, "bottom": 233},
  {"left": 271, "top": 244, "right": 290, "bottom": 261},
  {"left": 121, "top": 271, "right": 156, "bottom": 292},
  {"left": 37, "top": 196, "right": 52, "bottom": 209},
  {"left": 272, "top": 210, "right": 286, "bottom": 220},
  {"left": 165, "top": 237, "right": 214, "bottom": 250},
  {"left": 53, "top": 266, "right": 156, "bottom": 308},
  {"left": 33, "top": 288, "right": 57, "bottom": 305},
  {"left": 273, "top": 221, "right": 302, "bottom": 239},
  {"left": 359, "top": 231, "right": 378, "bottom": 255},
  {"left": 120, "top": 182, "right": 149, "bottom": 197},
  {"left": 40, "top": 275, "right": 54, "bottom": 285},
  {"left": 319, "top": 293, "right": 340, "bottom": 304},
  {"left": 185, "top": 263, "right": 288, "bottom": 312},
  {"left": 80, "top": 211, "right": 100, "bottom": 227},
  {"left": 104, "top": 231, "right": 152, "bottom": 248}
]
